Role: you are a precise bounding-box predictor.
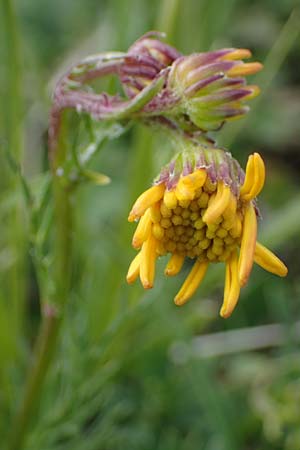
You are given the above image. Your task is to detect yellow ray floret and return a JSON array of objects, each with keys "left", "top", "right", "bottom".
[
  {"left": 150, "top": 202, "right": 161, "bottom": 223},
  {"left": 238, "top": 202, "right": 257, "bottom": 287},
  {"left": 222, "top": 194, "right": 237, "bottom": 219},
  {"left": 254, "top": 242, "right": 288, "bottom": 277},
  {"left": 132, "top": 209, "right": 152, "bottom": 249},
  {"left": 227, "top": 62, "right": 263, "bottom": 77},
  {"left": 139, "top": 234, "right": 157, "bottom": 289},
  {"left": 165, "top": 253, "right": 185, "bottom": 276},
  {"left": 126, "top": 252, "right": 141, "bottom": 284},
  {"left": 240, "top": 153, "right": 265, "bottom": 201},
  {"left": 230, "top": 213, "right": 242, "bottom": 238},
  {"left": 221, "top": 48, "right": 252, "bottom": 61},
  {"left": 202, "top": 181, "right": 232, "bottom": 224},
  {"left": 240, "top": 154, "right": 254, "bottom": 198},
  {"left": 220, "top": 249, "right": 240, "bottom": 318},
  {"left": 174, "top": 260, "right": 209, "bottom": 306},
  {"left": 175, "top": 170, "right": 207, "bottom": 201},
  {"left": 244, "top": 85, "right": 261, "bottom": 100},
  {"left": 128, "top": 184, "right": 165, "bottom": 222},
  {"left": 248, "top": 152, "right": 265, "bottom": 199}
]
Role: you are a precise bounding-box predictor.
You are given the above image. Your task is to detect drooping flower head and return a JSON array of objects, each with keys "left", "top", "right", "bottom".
[{"left": 127, "top": 142, "right": 287, "bottom": 318}]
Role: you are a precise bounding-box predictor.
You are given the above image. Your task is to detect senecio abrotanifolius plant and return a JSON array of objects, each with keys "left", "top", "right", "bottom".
[{"left": 50, "top": 31, "right": 287, "bottom": 319}]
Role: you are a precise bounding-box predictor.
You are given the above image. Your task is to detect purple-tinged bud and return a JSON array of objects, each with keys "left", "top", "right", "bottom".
[{"left": 168, "top": 48, "right": 263, "bottom": 131}]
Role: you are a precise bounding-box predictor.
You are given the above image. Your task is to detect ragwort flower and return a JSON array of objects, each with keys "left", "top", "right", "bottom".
[{"left": 127, "top": 145, "right": 287, "bottom": 318}]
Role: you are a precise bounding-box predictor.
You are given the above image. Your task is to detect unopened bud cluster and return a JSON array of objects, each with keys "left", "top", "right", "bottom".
[
  {"left": 167, "top": 48, "right": 262, "bottom": 130},
  {"left": 50, "top": 32, "right": 264, "bottom": 152}
]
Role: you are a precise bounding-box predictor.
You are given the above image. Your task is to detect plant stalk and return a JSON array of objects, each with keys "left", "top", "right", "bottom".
[{"left": 8, "top": 310, "right": 61, "bottom": 450}]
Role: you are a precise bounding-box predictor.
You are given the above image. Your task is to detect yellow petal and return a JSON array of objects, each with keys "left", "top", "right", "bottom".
[
  {"left": 221, "top": 48, "right": 252, "bottom": 61},
  {"left": 229, "top": 214, "right": 242, "bottom": 239},
  {"left": 238, "top": 202, "right": 257, "bottom": 287},
  {"left": 202, "top": 182, "right": 232, "bottom": 224},
  {"left": 126, "top": 252, "right": 141, "bottom": 284},
  {"left": 240, "top": 154, "right": 254, "bottom": 198},
  {"left": 244, "top": 85, "right": 261, "bottom": 100},
  {"left": 149, "top": 202, "right": 161, "bottom": 223},
  {"left": 175, "top": 170, "right": 207, "bottom": 202},
  {"left": 174, "top": 260, "right": 209, "bottom": 306},
  {"left": 139, "top": 234, "right": 157, "bottom": 289},
  {"left": 222, "top": 193, "right": 237, "bottom": 220},
  {"left": 227, "top": 62, "right": 263, "bottom": 77},
  {"left": 254, "top": 242, "right": 288, "bottom": 277},
  {"left": 187, "top": 170, "right": 207, "bottom": 190},
  {"left": 128, "top": 184, "right": 165, "bottom": 222},
  {"left": 165, "top": 254, "right": 185, "bottom": 276},
  {"left": 132, "top": 209, "right": 152, "bottom": 249},
  {"left": 220, "top": 249, "right": 241, "bottom": 318},
  {"left": 175, "top": 179, "right": 194, "bottom": 201},
  {"left": 242, "top": 153, "right": 265, "bottom": 201},
  {"left": 223, "top": 257, "right": 231, "bottom": 301}
]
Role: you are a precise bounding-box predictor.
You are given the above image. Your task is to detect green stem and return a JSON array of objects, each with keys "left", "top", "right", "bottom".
[
  {"left": 8, "top": 116, "right": 73, "bottom": 450},
  {"left": 7, "top": 310, "right": 61, "bottom": 450}
]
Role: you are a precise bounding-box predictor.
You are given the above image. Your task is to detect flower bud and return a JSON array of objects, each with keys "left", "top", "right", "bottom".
[{"left": 168, "top": 48, "right": 263, "bottom": 131}]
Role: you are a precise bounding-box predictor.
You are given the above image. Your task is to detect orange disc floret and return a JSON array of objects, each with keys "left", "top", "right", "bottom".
[{"left": 127, "top": 146, "right": 287, "bottom": 318}]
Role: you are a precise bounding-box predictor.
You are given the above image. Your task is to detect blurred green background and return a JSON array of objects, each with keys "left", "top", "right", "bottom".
[{"left": 1, "top": 0, "right": 300, "bottom": 449}]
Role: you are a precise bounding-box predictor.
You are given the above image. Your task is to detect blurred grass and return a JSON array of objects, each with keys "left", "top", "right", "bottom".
[{"left": 1, "top": 0, "right": 300, "bottom": 449}]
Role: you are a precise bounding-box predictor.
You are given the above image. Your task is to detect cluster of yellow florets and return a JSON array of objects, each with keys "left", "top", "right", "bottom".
[
  {"left": 150, "top": 177, "right": 242, "bottom": 262},
  {"left": 127, "top": 149, "right": 288, "bottom": 318}
]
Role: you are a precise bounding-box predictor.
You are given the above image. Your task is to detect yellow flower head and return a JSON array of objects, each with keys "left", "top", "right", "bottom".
[{"left": 127, "top": 146, "right": 287, "bottom": 318}]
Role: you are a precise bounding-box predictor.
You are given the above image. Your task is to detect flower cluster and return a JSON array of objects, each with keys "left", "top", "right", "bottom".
[
  {"left": 49, "top": 32, "right": 263, "bottom": 152},
  {"left": 49, "top": 31, "right": 287, "bottom": 318},
  {"left": 119, "top": 34, "right": 263, "bottom": 131},
  {"left": 127, "top": 144, "right": 287, "bottom": 318}
]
